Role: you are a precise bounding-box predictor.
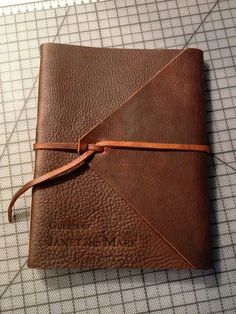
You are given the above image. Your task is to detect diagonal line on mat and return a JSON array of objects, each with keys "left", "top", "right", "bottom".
[
  {"left": 211, "top": 154, "right": 236, "bottom": 172},
  {"left": 183, "top": 0, "right": 219, "bottom": 48},
  {"left": 0, "top": 5, "right": 71, "bottom": 164},
  {"left": 181, "top": 0, "right": 236, "bottom": 172},
  {"left": 0, "top": 260, "right": 27, "bottom": 301}
]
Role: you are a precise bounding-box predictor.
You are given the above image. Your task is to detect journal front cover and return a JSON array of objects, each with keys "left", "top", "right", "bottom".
[{"left": 9, "top": 43, "right": 211, "bottom": 269}]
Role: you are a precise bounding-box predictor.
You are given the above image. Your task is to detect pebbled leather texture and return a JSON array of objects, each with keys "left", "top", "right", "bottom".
[{"left": 28, "top": 43, "right": 211, "bottom": 269}]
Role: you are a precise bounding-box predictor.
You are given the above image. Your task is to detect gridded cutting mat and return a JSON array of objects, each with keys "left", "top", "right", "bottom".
[{"left": 0, "top": 0, "right": 236, "bottom": 313}]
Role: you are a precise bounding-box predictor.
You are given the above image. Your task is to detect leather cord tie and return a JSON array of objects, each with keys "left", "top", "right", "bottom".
[{"left": 8, "top": 140, "right": 209, "bottom": 223}]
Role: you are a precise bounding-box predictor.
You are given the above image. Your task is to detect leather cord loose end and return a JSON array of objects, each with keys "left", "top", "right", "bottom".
[{"left": 7, "top": 149, "right": 95, "bottom": 223}]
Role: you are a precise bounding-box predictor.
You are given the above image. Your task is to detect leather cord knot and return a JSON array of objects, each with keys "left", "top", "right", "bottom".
[{"left": 78, "top": 142, "right": 104, "bottom": 154}]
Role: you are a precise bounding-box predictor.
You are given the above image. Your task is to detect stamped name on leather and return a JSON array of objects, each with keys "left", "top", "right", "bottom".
[
  {"left": 42, "top": 221, "right": 137, "bottom": 248},
  {"left": 44, "top": 237, "right": 137, "bottom": 247}
]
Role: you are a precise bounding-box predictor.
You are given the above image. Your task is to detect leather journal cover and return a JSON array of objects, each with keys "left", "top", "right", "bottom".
[{"left": 8, "top": 43, "right": 211, "bottom": 269}]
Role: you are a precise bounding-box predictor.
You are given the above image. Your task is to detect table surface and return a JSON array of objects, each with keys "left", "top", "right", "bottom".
[{"left": 0, "top": 0, "right": 236, "bottom": 313}]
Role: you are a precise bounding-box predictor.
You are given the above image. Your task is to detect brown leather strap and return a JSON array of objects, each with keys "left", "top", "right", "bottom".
[
  {"left": 34, "top": 141, "right": 210, "bottom": 153},
  {"left": 8, "top": 140, "right": 209, "bottom": 223}
]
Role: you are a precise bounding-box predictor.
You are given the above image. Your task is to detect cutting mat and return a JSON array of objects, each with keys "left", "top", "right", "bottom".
[{"left": 0, "top": 0, "right": 236, "bottom": 313}]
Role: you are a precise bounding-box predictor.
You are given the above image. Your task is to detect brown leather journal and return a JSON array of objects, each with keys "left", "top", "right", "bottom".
[{"left": 8, "top": 43, "right": 211, "bottom": 269}]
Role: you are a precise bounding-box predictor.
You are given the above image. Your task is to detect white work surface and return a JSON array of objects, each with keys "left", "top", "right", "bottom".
[{"left": 0, "top": 0, "right": 236, "bottom": 313}]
